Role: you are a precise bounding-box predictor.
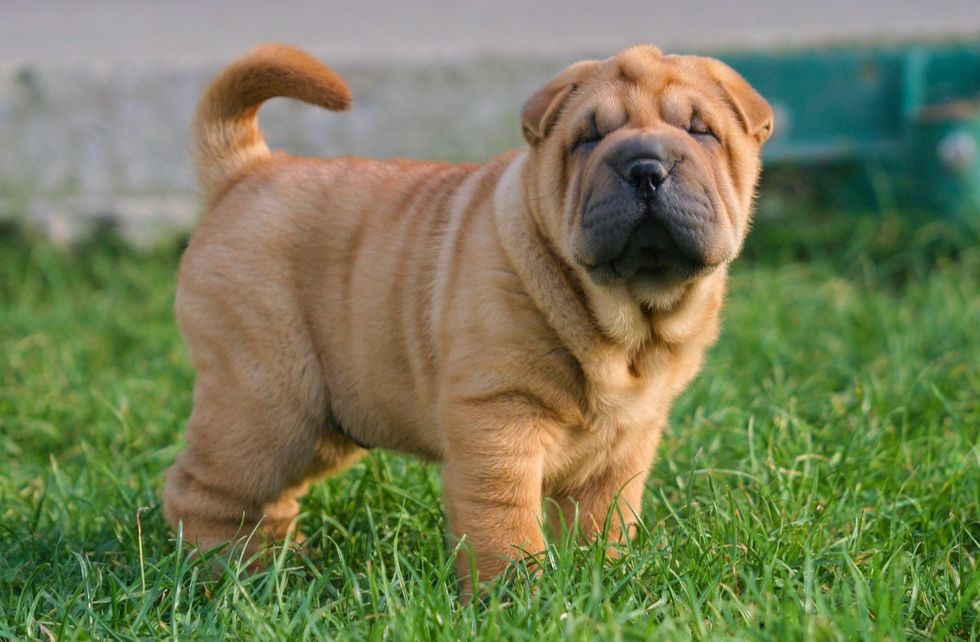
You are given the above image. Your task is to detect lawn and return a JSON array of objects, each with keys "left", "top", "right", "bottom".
[{"left": 0, "top": 211, "right": 977, "bottom": 641}]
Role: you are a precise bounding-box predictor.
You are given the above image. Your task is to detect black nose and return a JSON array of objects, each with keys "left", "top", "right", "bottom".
[{"left": 625, "top": 158, "right": 671, "bottom": 197}]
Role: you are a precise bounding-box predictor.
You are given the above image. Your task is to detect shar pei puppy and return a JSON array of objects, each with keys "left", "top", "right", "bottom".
[{"left": 163, "top": 43, "right": 773, "bottom": 593}]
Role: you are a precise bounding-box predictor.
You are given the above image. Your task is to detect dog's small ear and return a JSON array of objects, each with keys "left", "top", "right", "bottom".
[
  {"left": 701, "top": 58, "right": 774, "bottom": 144},
  {"left": 521, "top": 60, "right": 600, "bottom": 146}
]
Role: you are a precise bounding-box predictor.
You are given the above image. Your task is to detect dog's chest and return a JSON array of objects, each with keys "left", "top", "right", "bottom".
[
  {"left": 583, "top": 347, "right": 679, "bottom": 430},
  {"left": 587, "top": 374, "right": 668, "bottom": 435},
  {"left": 543, "top": 376, "right": 666, "bottom": 489}
]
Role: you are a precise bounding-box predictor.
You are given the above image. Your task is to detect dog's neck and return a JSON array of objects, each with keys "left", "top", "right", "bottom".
[{"left": 494, "top": 151, "right": 727, "bottom": 380}]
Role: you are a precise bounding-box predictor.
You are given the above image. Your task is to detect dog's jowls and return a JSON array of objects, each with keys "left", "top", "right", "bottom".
[{"left": 163, "top": 43, "right": 772, "bottom": 593}]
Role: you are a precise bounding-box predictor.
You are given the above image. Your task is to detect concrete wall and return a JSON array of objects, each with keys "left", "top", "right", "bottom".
[{"left": 0, "top": 58, "right": 560, "bottom": 244}]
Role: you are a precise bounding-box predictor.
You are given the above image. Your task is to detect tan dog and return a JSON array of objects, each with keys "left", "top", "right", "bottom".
[{"left": 163, "top": 43, "right": 772, "bottom": 592}]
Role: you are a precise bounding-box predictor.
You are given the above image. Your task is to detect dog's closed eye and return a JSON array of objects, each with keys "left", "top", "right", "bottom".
[
  {"left": 687, "top": 112, "right": 720, "bottom": 144},
  {"left": 572, "top": 112, "right": 604, "bottom": 153}
]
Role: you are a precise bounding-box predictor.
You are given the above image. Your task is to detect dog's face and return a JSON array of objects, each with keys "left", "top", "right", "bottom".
[{"left": 521, "top": 46, "right": 773, "bottom": 309}]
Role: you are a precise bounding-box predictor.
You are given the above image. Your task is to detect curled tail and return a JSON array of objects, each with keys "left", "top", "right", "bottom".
[{"left": 193, "top": 43, "right": 352, "bottom": 203}]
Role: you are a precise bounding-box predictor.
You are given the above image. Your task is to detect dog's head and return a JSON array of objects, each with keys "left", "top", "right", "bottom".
[{"left": 521, "top": 45, "right": 772, "bottom": 310}]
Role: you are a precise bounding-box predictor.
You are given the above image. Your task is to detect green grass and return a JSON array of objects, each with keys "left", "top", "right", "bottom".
[{"left": 1, "top": 213, "right": 977, "bottom": 641}]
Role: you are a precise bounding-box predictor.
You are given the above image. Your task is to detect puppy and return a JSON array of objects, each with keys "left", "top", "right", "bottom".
[{"left": 163, "top": 43, "right": 772, "bottom": 592}]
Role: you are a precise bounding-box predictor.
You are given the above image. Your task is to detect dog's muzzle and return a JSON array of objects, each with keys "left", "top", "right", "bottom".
[{"left": 576, "top": 135, "right": 728, "bottom": 282}]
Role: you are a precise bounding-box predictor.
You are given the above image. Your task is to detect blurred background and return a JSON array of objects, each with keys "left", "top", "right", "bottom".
[
  {"left": 2, "top": 0, "right": 980, "bottom": 243},
  {"left": 3, "top": 6, "right": 979, "bottom": 638}
]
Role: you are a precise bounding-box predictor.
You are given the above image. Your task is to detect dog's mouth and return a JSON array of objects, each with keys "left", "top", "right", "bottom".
[
  {"left": 573, "top": 165, "right": 732, "bottom": 287},
  {"left": 585, "top": 252, "right": 714, "bottom": 285},
  {"left": 578, "top": 217, "right": 719, "bottom": 285}
]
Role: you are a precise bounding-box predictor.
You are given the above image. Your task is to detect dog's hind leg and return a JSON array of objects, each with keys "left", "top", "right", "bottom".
[
  {"left": 162, "top": 367, "right": 365, "bottom": 559},
  {"left": 162, "top": 284, "right": 364, "bottom": 560}
]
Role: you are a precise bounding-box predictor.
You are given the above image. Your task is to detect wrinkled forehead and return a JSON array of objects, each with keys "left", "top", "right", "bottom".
[
  {"left": 585, "top": 47, "right": 726, "bottom": 119},
  {"left": 608, "top": 47, "right": 713, "bottom": 90}
]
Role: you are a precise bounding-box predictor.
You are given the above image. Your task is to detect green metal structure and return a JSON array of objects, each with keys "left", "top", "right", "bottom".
[{"left": 720, "top": 42, "right": 980, "bottom": 218}]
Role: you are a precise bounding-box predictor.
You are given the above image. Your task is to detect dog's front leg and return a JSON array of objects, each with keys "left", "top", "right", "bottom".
[
  {"left": 441, "top": 400, "right": 549, "bottom": 596},
  {"left": 548, "top": 430, "right": 660, "bottom": 547}
]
